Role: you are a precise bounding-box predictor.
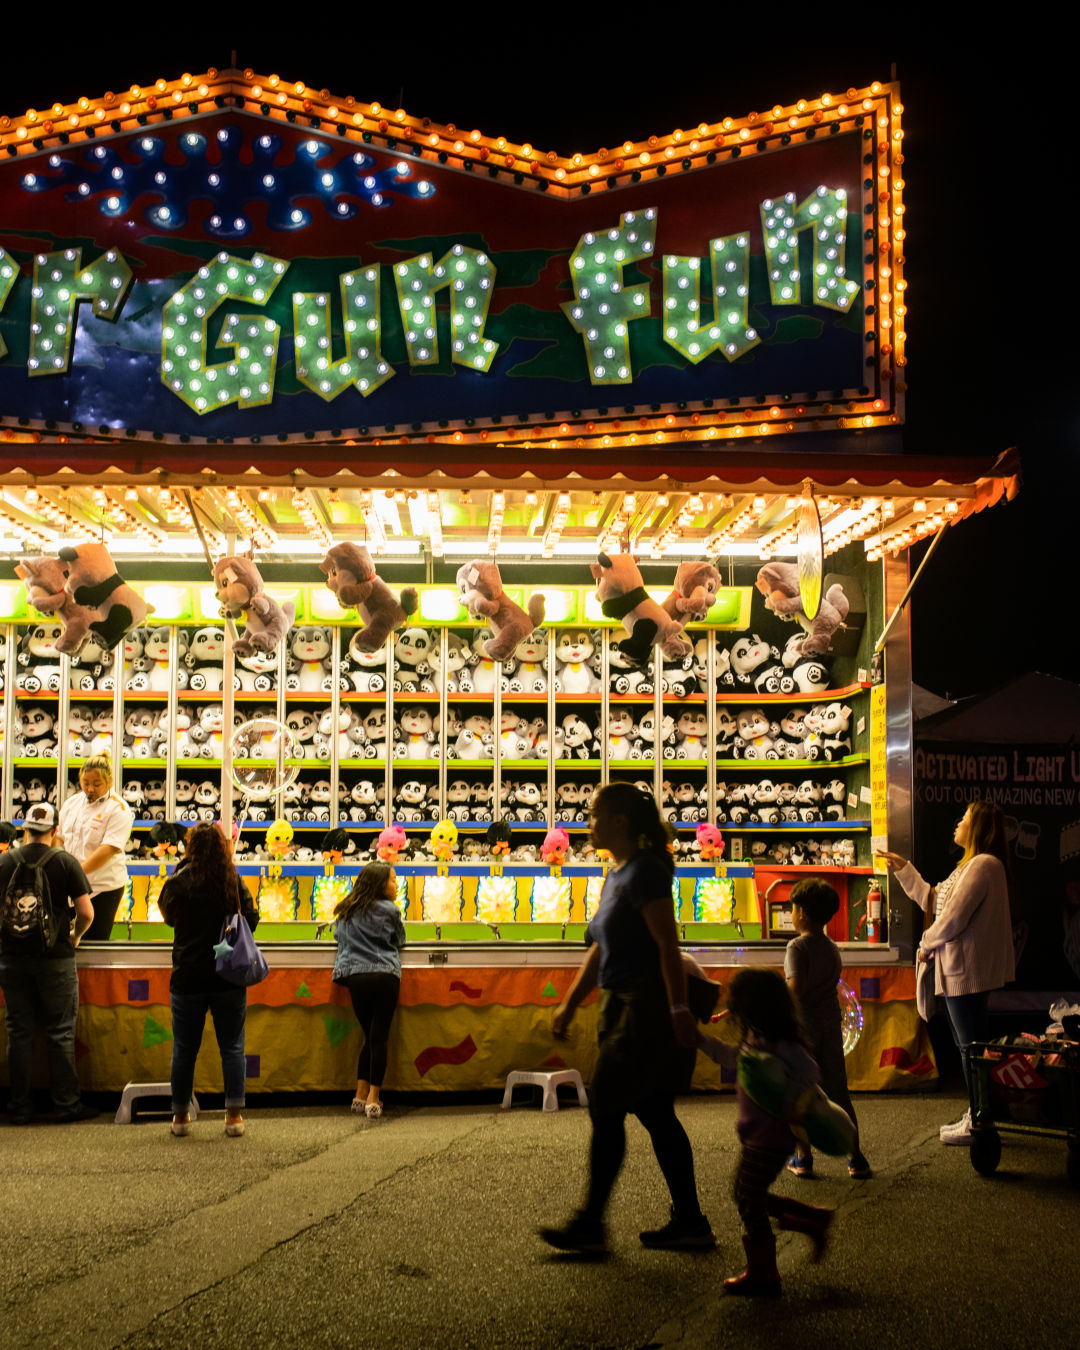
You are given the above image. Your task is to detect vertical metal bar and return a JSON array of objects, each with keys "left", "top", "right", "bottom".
[
  {"left": 111, "top": 643, "right": 124, "bottom": 799},
  {"left": 1, "top": 624, "right": 14, "bottom": 820},
  {"left": 330, "top": 622, "right": 341, "bottom": 826},
  {"left": 492, "top": 655, "right": 503, "bottom": 823},
  {"left": 165, "top": 625, "right": 178, "bottom": 825},
  {"left": 652, "top": 647, "right": 663, "bottom": 804},
  {"left": 600, "top": 629, "right": 610, "bottom": 787},
  {"left": 437, "top": 627, "right": 447, "bottom": 820},
  {"left": 546, "top": 625, "right": 556, "bottom": 830},
  {"left": 706, "top": 632, "right": 717, "bottom": 823},
  {"left": 883, "top": 550, "right": 915, "bottom": 961},
  {"left": 57, "top": 651, "right": 71, "bottom": 813},
  {"left": 221, "top": 616, "right": 235, "bottom": 840}
]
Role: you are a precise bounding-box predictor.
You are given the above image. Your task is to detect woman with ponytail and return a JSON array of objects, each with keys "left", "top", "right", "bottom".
[
  {"left": 878, "top": 798, "right": 1014, "bottom": 1145},
  {"left": 539, "top": 783, "right": 713, "bottom": 1256}
]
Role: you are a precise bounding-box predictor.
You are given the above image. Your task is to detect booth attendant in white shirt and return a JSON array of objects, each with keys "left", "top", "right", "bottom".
[{"left": 57, "top": 755, "right": 133, "bottom": 941}]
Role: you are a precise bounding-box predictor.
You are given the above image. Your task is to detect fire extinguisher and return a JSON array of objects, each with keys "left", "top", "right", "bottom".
[{"left": 858, "top": 880, "right": 884, "bottom": 943}]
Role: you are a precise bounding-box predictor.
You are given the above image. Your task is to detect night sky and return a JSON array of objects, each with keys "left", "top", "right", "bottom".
[{"left": 2, "top": 29, "right": 1073, "bottom": 698}]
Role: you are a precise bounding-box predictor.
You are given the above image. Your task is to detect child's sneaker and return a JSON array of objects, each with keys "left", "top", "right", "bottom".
[
  {"left": 786, "top": 1152, "right": 813, "bottom": 1178},
  {"left": 847, "top": 1152, "right": 872, "bottom": 1179},
  {"left": 538, "top": 1212, "right": 608, "bottom": 1255},
  {"left": 639, "top": 1211, "right": 716, "bottom": 1250}
]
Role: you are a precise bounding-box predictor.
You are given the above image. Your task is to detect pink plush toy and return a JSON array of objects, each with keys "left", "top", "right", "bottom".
[
  {"left": 319, "top": 543, "right": 419, "bottom": 652},
  {"left": 755, "top": 562, "right": 850, "bottom": 658},
  {"left": 696, "top": 822, "right": 725, "bottom": 861},
  {"left": 376, "top": 824, "right": 407, "bottom": 863},
  {"left": 590, "top": 552, "right": 691, "bottom": 666},
  {"left": 14, "top": 556, "right": 92, "bottom": 656},
  {"left": 662, "top": 560, "right": 722, "bottom": 623},
  {"left": 541, "top": 826, "right": 570, "bottom": 867},
  {"left": 456, "top": 559, "right": 545, "bottom": 663},
  {"left": 214, "top": 556, "right": 295, "bottom": 657}
]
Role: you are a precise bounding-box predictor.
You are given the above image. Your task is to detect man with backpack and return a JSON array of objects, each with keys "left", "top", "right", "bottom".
[{"left": 0, "top": 802, "right": 95, "bottom": 1124}]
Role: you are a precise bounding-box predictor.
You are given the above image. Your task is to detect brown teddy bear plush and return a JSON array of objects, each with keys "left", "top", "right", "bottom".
[
  {"left": 319, "top": 542, "right": 419, "bottom": 652},
  {"left": 456, "top": 559, "right": 545, "bottom": 663},
  {"left": 755, "top": 561, "right": 849, "bottom": 657},
  {"left": 14, "top": 556, "right": 94, "bottom": 656},
  {"left": 590, "top": 552, "right": 691, "bottom": 666},
  {"left": 661, "top": 560, "right": 722, "bottom": 623},
  {"left": 214, "top": 556, "right": 295, "bottom": 657},
  {"left": 54, "top": 543, "right": 153, "bottom": 653}
]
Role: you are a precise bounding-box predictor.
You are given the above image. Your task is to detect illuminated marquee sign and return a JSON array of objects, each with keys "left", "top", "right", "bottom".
[{"left": 0, "top": 72, "right": 905, "bottom": 451}]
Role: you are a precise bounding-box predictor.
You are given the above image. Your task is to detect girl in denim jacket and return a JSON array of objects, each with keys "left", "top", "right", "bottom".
[{"left": 333, "top": 861, "right": 406, "bottom": 1118}]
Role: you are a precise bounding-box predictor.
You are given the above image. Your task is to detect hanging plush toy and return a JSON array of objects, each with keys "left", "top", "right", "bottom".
[
  {"left": 14, "top": 556, "right": 93, "bottom": 656},
  {"left": 456, "top": 559, "right": 545, "bottom": 663},
  {"left": 214, "top": 556, "right": 295, "bottom": 657},
  {"left": 590, "top": 552, "right": 691, "bottom": 666},
  {"left": 754, "top": 561, "right": 850, "bottom": 658},
  {"left": 662, "top": 560, "right": 722, "bottom": 624},
  {"left": 54, "top": 542, "right": 153, "bottom": 653},
  {"left": 319, "top": 543, "right": 419, "bottom": 652}
]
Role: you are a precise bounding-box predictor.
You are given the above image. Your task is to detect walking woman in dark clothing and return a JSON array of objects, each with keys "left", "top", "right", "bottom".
[
  {"left": 539, "top": 783, "right": 713, "bottom": 1255},
  {"left": 333, "top": 861, "right": 406, "bottom": 1119},
  {"left": 159, "top": 822, "right": 258, "bottom": 1138}
]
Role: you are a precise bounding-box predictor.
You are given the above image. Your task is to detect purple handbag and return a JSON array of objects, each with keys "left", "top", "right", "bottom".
[{"left": 215, "top": 910, "right": 269, "bottom": 987}]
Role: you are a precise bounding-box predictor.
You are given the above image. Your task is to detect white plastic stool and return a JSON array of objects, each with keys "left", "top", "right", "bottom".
[
  {"left": 114, "top": 1082, "right": 200, "bottom": 1124},
  {"left": 501, "top": 1069, "right": 588, "bottom": 1113}
]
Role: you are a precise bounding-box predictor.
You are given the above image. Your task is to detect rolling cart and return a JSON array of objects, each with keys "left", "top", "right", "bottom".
[{"left": 966, "top": 1038, "right": 1080, "bottom": 1186}]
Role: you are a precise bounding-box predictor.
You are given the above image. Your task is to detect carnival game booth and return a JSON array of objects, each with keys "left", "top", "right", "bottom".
[{"left": 0, "top": 67, "right": 1018, "bottom": 1096}]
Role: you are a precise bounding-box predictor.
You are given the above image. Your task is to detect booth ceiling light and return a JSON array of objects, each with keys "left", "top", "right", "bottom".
[
  {"left": 357, "top": 488, "right": 386, "bottom": 554},
  {"left": 426, "top": 490, "right": 443, "bottom": 557}
]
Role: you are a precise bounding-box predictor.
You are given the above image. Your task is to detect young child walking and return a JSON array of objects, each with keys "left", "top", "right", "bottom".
[
  {"left": 784, "top": 878, "right": 871, "bottom": 1179},
  {"left": 697, "top": 967, "right": 834, "bottom": 1297}
]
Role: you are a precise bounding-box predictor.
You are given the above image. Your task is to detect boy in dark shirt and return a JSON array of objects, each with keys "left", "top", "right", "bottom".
[{"left": 784, "top": 878, "right": 871, "bottom": 1179}]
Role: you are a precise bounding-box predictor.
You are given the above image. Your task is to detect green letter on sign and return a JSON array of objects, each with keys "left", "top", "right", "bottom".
[
  {"left": 0, "top": 248, "right": 17, "bottom": 360},
  {"left": 162, "top": 252, "right": 288, "bottom": 414},
  {"left": 662, "top": 234, "right": 760, "bottom": 364},
  {"left": 760, "top": 187, "right": 859, "bottom": 311},
  {"left": 392, "top": 245, "right": 499, "bottom": 372},
  {"left": 28, "top": 248, "right": 132, "bottom": 375},
  {"left": 293, "top": 268, "right": 393, "bottom": 401},
  {"left": 562, "top": 209, "right": 656, "bottom": 385}
]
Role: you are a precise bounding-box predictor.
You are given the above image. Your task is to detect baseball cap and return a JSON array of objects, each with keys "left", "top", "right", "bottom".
[{"left": 24, "top": 802, "right": 57, "bottom": 834}]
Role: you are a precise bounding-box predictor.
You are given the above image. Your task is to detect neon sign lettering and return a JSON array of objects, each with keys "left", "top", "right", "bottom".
[{"left": 0, "top": 187, "right": 856, "bottom": 410}]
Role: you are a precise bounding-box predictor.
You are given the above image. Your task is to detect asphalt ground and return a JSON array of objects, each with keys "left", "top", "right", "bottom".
[{"left": 2, "top": 1086, "right": 1077, "bottom": 1350}]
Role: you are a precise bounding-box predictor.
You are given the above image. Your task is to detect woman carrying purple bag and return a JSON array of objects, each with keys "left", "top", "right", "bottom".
[{"left": 159, "top": 822, "right": 259, "bottom": 1139}]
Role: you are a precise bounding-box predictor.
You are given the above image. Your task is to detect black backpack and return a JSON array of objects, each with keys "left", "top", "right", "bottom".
[{"left": 1, "top": 847, "right": 61, "bottom": 954}]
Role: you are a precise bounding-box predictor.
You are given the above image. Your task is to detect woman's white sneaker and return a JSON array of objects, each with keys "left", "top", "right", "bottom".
[{"left": 940, "top": 1109, "right": 972, "bottom": 1143}]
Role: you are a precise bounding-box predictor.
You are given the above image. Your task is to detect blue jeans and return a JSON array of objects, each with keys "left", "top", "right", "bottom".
[
  {"left": 170, "top": 987, "right": 248, "bottom": 1116},
  {"left": 943, "top": 991, "right": 989, "bottom": 1093},
  {"left": 0, "top": 956, "right": 82, "bottom": 1116}
]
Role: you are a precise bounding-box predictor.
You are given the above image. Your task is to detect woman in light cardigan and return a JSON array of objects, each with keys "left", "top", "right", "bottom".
[{"left": 877, "top": 799, "right": 1013, "bottom": 1145}]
